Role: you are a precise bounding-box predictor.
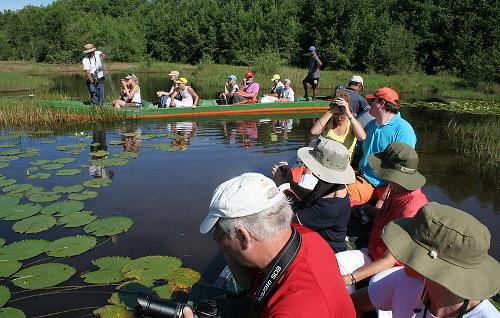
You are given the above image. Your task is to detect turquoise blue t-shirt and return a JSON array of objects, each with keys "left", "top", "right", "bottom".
[{"left": 360, "top": 113, "right": 417, "bottom": 187}]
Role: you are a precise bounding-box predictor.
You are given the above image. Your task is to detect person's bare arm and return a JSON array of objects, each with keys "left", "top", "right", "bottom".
[
  {"left": 170, "top": 91, "right": 178, "bottom": 106},
  {"left": 85, "top": 70, "right": 95, "bottom": 83},
  {"left": 310, "top": 110, "right": 333, "bottom": 135},
  {"left": 125, "top": 85, "right": 138, "bottom": 99},
  {"left": 342, "top": 252, "right": 397, "bottom": 285},
  {"left": 351, "top": 287, "right": 376, "bottom": 315},
  {"left": 188, "top": 87, "right": 199, "bottom": 108}
]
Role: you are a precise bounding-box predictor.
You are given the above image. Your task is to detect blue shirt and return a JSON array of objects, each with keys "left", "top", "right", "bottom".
[
  {"left": 360, "top": 113, "right": 417, "bottom": 187},
  {"left": 345, "top": 87, "right": 370, "bottom": 117}
]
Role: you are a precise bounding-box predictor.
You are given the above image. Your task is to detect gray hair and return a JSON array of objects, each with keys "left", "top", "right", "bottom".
[
  {"left": 218, "top": 194, "right": 293, "bottom": 241},
  {"left": 284, "top": 79, "right": 291, "bottom": 85}
]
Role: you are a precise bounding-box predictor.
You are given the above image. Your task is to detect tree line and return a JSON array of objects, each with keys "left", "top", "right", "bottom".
[{"left": 0, "top": 0, "right": 498, "bottom": 85}]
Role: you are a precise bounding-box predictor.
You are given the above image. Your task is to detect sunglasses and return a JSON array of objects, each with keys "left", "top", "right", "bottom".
[{"left": 212, "top": 223, "right": 228, "bottom": 242}]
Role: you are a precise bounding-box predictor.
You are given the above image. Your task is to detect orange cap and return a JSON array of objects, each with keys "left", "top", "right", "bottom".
[
  {"left": 245, "top": 71, "right": 254, "bottom": 78},
  {"left": 365, "top": 87, "right": 400, "bottom": 107}
]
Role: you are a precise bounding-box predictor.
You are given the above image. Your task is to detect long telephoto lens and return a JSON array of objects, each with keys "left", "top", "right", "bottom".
[{"left": 136, "top": 293, "right": 184, "bottom": 318}]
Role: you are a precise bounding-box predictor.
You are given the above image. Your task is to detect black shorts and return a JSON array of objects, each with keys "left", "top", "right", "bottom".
[{"left": 303, "top": 76, "right": 320, "bottom": 89}]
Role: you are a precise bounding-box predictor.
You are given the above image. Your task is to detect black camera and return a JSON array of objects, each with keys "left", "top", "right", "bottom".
[
  {"left": 353, "top": 206, "right": 371, "bottom": 225},
  {"left": 135, "top": 293, "right": 221, "bottom": 318}
]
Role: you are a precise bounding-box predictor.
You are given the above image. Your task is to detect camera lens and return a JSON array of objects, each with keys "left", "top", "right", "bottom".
[{"left": 137, "top": 293, "right": 184, "bottom": 318}]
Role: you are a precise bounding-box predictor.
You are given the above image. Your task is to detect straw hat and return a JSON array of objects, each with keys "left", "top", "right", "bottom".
[
  {"left": 382, "top": 202, "right": 500, "bottom": 300},
  {"left": 297, "top": 138, "right": 355, "bottom": 184},
  {"left": 83, "top": 44, "right": 97, "bottom": 54}
]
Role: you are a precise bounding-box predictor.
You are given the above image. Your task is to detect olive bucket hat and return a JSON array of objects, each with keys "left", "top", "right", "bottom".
[
  {"left": 297, "top": 137, "right": 355, "bottom": 184},
  {"left": 368, "top": 142, "right": 426, "bottom": 191},
  {"left": 382, "top": 202, "right": 500, "bottom": 300}
]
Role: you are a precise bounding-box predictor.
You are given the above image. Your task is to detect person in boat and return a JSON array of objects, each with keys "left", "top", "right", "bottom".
[
  {"left": 169, "top": 77, "right": 199, "bottom": 109},
  {"left": 302, "top": 45, "right": 322, "bottom": 101},
  {"left": 310, "top": 96, "right": 366, "bottom": 159},
  {"left": 351, "top": 202, "right": 500, "bottom": 317},
  {"left": 344, "top": 75, "right": 370, "bottom": 118},
  {"left": 272, "top": 138, "right": 355, "bottom": 253},
  {"left": 335, "top": 142, "right": 428, "bottom": 293},
  {"left": 82, "top": 43, "right": 106, "bottom": 106},
  {"left": 156, "top": 70, "right": 181, "bottom": 108},
  {"left": 277, "top": 79, "right": 295, "bottom": 102},
  {"left": 182, "top": 172, "right": 356, "bottom": 318},
  {"left": 112, "top": 74, "right": 141, "bottom": 108},
  {"left": 348, "top": 87, "right": 416, "bottom": 207},
  {"left": 260, "top": 74, "right": 285, "bottom": 103},
  {"left": 219, "top": 75, "right": 239, "bottom": 105},
  {"left": 230, "top": 71, "right": 260, "bottom": 105}
]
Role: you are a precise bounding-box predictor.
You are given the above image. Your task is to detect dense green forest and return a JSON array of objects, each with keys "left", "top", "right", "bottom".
[{"left": 0, "top": 0, "right": 498, "bottom": 84}]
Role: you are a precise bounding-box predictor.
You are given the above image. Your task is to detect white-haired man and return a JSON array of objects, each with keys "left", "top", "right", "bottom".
[{"left": 184, "top": 173, "right": 355, "bottom": 318}]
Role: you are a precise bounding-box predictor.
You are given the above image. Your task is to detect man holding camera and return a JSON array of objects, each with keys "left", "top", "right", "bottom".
[
  {"left": 82, "top": 43, "right": 106, "bottom": 105},
  {"left": 345, "top": 75, "right": 370, "bottom": 118},
  {"left": 183, "top": 173, "right": 355, "bottom": 318}
]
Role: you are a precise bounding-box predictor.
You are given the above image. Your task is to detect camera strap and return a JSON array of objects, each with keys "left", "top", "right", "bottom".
[{"left": 251, "top": 227, "right": 302, "bottom": 318}]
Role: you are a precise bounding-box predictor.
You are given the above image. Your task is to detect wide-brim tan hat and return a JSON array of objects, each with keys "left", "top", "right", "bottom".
[
  {"left": 83, "top": 44, "right": 96, "bottom": 54},
  {"left": 297, "top": 138, "right": 355, "bottom": 184},
  {"left": 382, "top": 202, "right": 500, "bottom": 300}
]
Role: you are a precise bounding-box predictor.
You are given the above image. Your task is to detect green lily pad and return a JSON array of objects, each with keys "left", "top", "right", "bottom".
[
  {"left": 109, "top": 281, "right": 154, "bottom": 309},
  {"left": 122, "top": 256, "right": 182, "bottom": 284},
  {"left": 0, "top": 156, "right": 19, "bottom": 162},
  {"left": 0, "top": 307, "right": 25, "bottom": 318},
  {"left": 0, "top": 260, "right": 22, "bottom": 277},
  {"left": 152, "top": 284, "right": 173, "bottom": 299},
  {"left": 93, "top": 305, "right": 132, "bottom": 318},
  {"left": 83, "top": 178, "right": 112, "bottom": 188},
  {"left": 2, "top": 183, "right": 32, "bottom": 194},
  {"left": 68, "top": 191, "right": 98, "bottom": 201},
  {"left": 81, "top": 256, "right": 131, "bottom": 284},
  {"left": 27, "top": 192, "right": 61, "bottom": 203},
  {"left": 68, "top": 150, "right": 82, "bottom": 155},
  {"left": 90, "top": 150, "right": 109, "bottom": 157},
  {"left": 41, "top": 200, "right": 84, "bottom": 216},
  {"left": 41, "top": 140, "right": 56, "bottom": 144},
  {"left": 100, "top": 158, "right": 128, "bottom": 166},
  {"left": 52, "top": 157, "right": 76, "bottom": 164},
  {"left": 109, "top": 141, "right": 125, "bottom": 145},
  {"left": 121, "top": 132, "right": 137, "bottom": 138},
  {"left": 29, "top": 172, "right": 51, "bottom": 180},
  {"left": 27, "top": 166, "right": 39, "bottom": 173},
  {"left": 90, "top": 142, "right": 101, "bottom": 147},
  {"left": 0, "top": 285, "right": 10, "bottom": 307},
  {"left": 167, "top": 268, "right": 201, "bottom": 290},
  {"left": 84, "top": 216, "right": 133, "bottom": 237},
  {"left": 0, "top": 179, "right": 16, "bottom": 187},
  {"left": 0, "top": 149, "right": 21, "bottom": 156},
  {"left": 1, "top": 203, "right": 42, "bottom": 221},
  {"left": 30, "top": 159, "right": 50, "bottom": 166},
  {"left": 41, "top": 163, "right": 64, "bottom": 170},
  {"left": 148, "top": 143, "right": 173, "bottom": 151},
  {"left": 0, "top": 239, "right": 48, "bottom": 260},
  {"left": 0, "top": 143, "right": 17, "bottom": 148},
  {"left": 0, "top": 195, "right": 20, "bottom": 207},
  {"left": 12, "top": 263, "right": 76, "bottom": 289},
  {"left": 56, "top": 143, "right": 85, "bottom": 151},
  {"left": 57, "top": 211, "right": 96, "bottom": 228},
  {"left": 12, "top": 215, "right": 56, "bottom": 233},
  {"left": 0, "top": 163, "right": 8, "bottom": 169},
  {"left": 52, "top": 184, "right": 84, "bottom": 193},
  {"left": 112, "top": 152, "right": 138, "bottom": 159},
  {"left": 55, "top": 168, "right": 82, "bottom": 176},
  {"left": 0, "top": 238, "right": 4, "bottom": 247},
  {"left": 46, "top": 235, "right": 97, "bottom": 257}
]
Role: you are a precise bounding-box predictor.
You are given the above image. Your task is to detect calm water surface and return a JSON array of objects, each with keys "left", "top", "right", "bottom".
[{"left": 1, "top": 79, "right": 499, "bottom": 316}]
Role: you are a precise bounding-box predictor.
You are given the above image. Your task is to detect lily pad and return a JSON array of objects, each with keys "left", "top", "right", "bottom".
[
  {"left": 90, "top": 150, "right": 109, "bottom": 157},
  {"left": 29, "top": 172, "right": 51, "bottom": 180},
  {"left": 113, "top": 152, "right": 138, "bottom": 159},
  {"left": 83, "top": 178, "right": 112, "bottom": 188},
  {"left": 0, "top": 307, "right": 25, "bottom": 318},
  {"left": 121, "top": 132, "right": 137, "bottom": 138},
  {"left": 0, "top": 260, "right": 22, "bottom": 277},
  {"left": 2, "top": 183, "right": 32, "bottom": 194},
  {"left": 30, "top": 159, "right": 50, "bottom": 166},
  {"left": 109, "top": 281, "right": 154, "bottom": 309},
  {"left": 81, "top": 256, "right": 131, "bottom": 284},
  {"left": 27, "top": 192, "right": 61, "bottom": 203},
  {"left": 41, "top": 163, "right": 64, "bottom": 170},
  {"left": 93, "top": 305, "right": 132, "bottom": 318},
  {"left": 0, "top": 238, "right": 4, "bottom": 247},
  {"left": 0, "top": 163, "right": 8, "bottom": 169},
  {"left": 12, "top": 263, "right": 76, "bottom": 290},
  {"left": 52, "top": 184, "right": 84, "bottom": 193},
  {"left": 1, "top": 203, "right": 42, "bottom": 221},
  {"left": 46, "top": 235, "right": 97, "bottom": 257},
  {"left": 41, "top": 140, "right": 56, "bottom": 144},
  {"left": 122, "top": 256, "right": 182, "bottom": 283},
  {"left": 0, "top": 179, "right": 16, "bottom": 188},
  {"left": 55, "top": 168, "right": 82, "bottom": 176},
  {"left": 152, "top": 284, "right": 173, "bottom": 299},
  {"left": 52, "top": 157, "right": 76, "bottom": 164},
  {"left": 90, "top": 142, "right": 101, "bottom": 147},
  {"left": 0, "top": 143, "right": 17, "bottom": 148},
  {"left": 0, "top": 239, "right": 48, "bottom": 260},
  {"left": 57, "top": 211, "right": 96, "bottom": 228},
  {"left": 68, "top": 150, "right": 82, "bottom": 155},
  {"left": 109, "top": 141, "right": 125, "bottom": 145},
  {"left": 0, "top": 285, "right": 10, "bottom": 307},
  {"left": 84, "top": 216, "right": 133, "bottom": 237},
  {"left": 167, "top": 268, "right": 201, "bottom": 290},
  {"left": 41, "top": 200, "right": 84, "bottom": 216},
  {"left": 12, "top": 215, "right": 56, "bottom": 233},
  {"left": 0, "top": 195, "right": 20, "bottom": 207},
  {"left": 27, "top": 166, "right": 39, "bottom": 173},
  {"left": 56, "top": 143, "right": 85, "bottom": 151},
  {"left": 68, "top": 191, "right": 98, "bottom": 201},
  {"left": 0, "top": 156, "right": 18, "bottom": 162}
]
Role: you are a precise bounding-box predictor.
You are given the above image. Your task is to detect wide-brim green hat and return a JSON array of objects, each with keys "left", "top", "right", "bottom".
[
  {"left": 368, "top": 142, "right": 425, "bottom": 190},
  {"left": 382, "top": 202, "right": 500, "bottom": 300}
]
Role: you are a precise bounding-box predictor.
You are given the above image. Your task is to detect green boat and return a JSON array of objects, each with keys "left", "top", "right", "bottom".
[{"left": 33, "top": 99, "right": 331, "bottom": 120}]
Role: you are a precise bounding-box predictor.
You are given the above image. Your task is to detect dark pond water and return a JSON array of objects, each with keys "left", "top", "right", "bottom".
[{"left": 1, "top": 77, "right": 499, "bottom": 317}]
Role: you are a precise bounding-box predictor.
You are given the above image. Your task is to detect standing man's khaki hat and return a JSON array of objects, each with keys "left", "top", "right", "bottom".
[{"left": 83, "top": 44, "right": 97, "bottom": 54}]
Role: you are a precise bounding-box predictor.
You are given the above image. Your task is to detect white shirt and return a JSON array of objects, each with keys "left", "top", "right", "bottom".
[
  {"left": 283, "top": 87, "right": 295, "bottom": 101},
  {"left": 82, "top": 51, "right": 104, "bottom": 79},
  {"left": 368, "top": 267, "right": 500, "bottom": 318}
]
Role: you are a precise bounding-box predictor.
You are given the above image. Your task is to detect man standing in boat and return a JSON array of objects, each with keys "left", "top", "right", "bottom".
[
  {"left": 82, "top": 43, "right": 106, "bottom": 106},
  {"left": 302, "top": 46, "right": 322, "bottom": 101}
]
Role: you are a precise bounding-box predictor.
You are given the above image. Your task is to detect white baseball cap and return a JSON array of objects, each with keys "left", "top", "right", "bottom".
[
  {"left": 199, "top": 173, "right": 286, "bottom": 234},
  {"left": 349, "top": 75, "right": 364, "bottom": 86}
]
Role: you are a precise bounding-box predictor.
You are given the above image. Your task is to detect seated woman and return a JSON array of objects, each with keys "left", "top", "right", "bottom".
[
  {"left": 219, "top": 75, "right": 238, "bottom": 105},
  {"left": 277, "top": 79, "right": 294, "bottom": 102},
  {"left": 170, "top": 77, "right": 199, "bottom": 109},
  {"left": 113, "top": 74, "right": 141, "bottom": 108},
  {"left": 335, "top": 142, "right": 428, "bottom": 294},
  {"left": 273, "top": 138, "right": 355, "bottom": 253},
  {"left": 260, "top": 74, "right": 285, "bottom": 103},
  {"left": 156, "top": 70, "right": 180, "bottom": 108}
]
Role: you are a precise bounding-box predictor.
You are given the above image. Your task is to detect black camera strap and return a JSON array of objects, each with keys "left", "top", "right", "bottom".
[{"left": 251, "top": 227, "right": 302, "bottom": 318}]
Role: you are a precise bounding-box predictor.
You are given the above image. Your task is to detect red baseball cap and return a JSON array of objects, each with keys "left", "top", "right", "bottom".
[
  {"left": 366, "top": 87, "right": 400, "bottom": 107},
  {"left": 245, "top": 71, "right": 254, "bottom": 78}
]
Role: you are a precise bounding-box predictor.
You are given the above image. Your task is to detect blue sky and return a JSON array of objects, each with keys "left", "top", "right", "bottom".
[{"left": 0, "top": 0, "right": 54, "bottom": 12}]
